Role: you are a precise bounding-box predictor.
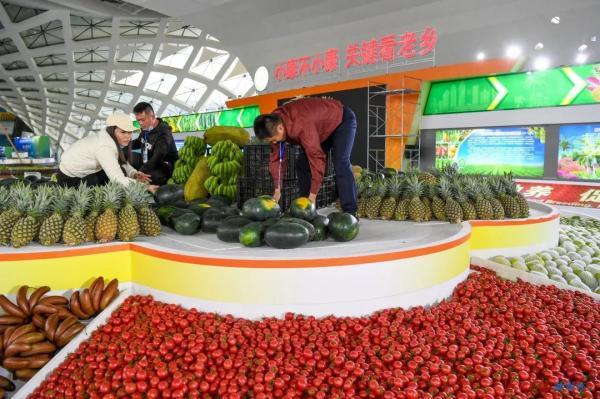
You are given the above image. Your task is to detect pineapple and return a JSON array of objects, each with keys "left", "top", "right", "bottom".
[
  {"left": 418, "top": 171, "right": 437, "bottom": 185},
  {"left": 504, "top": 177, "right": 529, "bottom": 218},
  {"left": 429, "top": 184, "right": 447, "bottom": 221},
  {"left": 356, "top": 177, "right": 371, "bottom": 218},
  {"left": 63, "top": 184, "right": 91, "bottom": 246},
  {"left": 455, "top": 184, "right": 477, "bottom": 220},
  {"left": 497, "top": 177, "right": 520, "bottom": 218},
  {"left": 365, "top": 178, "right": 386, "bottom": 219},
  {"left": 131, "top": 183, "right": 161, "bottom": 236},
  {"left": 39, "top": 186, "right": 72, "bottom": 246},
  {"left": 117, "top": 183, "right": 140, "bottom": 241},
  {"left": 380, "top": 176, "right": 401, "bottom": 220},
  {"left": 0, "top": 184, "right": 32, "bottom": 245},
  {"left": 482, "top": 180, "right": 505, "bottom": 220},
  {"left": 394, "top": 180, "right": 410, "bottom": 221},
  {"left": 465, "top": 178, "right": 493, "bottom": 220},
  {"left": 11, "top": 186, "right": 52, "bottom": 248},
  {"left": 439, "top": 178, "right": 462, "bottom": 224},
  {"left": 85, "top": 187, "right": 104, "bottom": 242},
  {"left": 405, "top": 176, "right": 428, "bottom": 222},
  {"left": 420, "top": 184, "right": 433, "bottom": 221},
  {"left": 95, "top": 182, "right": 123, "bottom": 243}
]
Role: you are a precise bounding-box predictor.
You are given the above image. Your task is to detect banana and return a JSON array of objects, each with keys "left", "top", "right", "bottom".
[
  {"left": 44, "top": 314, "right": 60, "bottom": 342},
  {"left": 16, "top": 286, "right": 30, "bottom": 316},
  {"left": 54, "top": 316, "right": 78, "bottom": 341},
  {"left": 32, "top": 303, "right": 58, "bottom": 316},
  {"left": 99, "top": 279, "right": 119, "bottom": 311},
  {"left": 2, "top": 327, "right": 15, "bottom": 349},
  {"left": 27, "top": 286, "right": 50, "bottom": 309},
  {"left": 14, "top": 332, "right": 45, "bottom": 345},
  {"left": 90, "top": 277, "right": 104, "bottom": 312},
  {"left": 0, "top": 315, "right": 25, "bottom": 326},
  {"left": 4, "top": 342, "right": 31, "bottom": 357},
  {"left": 56, "top": 323, "right": 85, "bottom": 347},
  {"left": 0, "top": 376, "right": 15, "bottom": 391},
  {"left": 39, "top": 296, "right": 68, "bottom": 307},
  {"left": 69, "top": 292, "right": 90, "bottom": 320},
  {"left": 14, "top": 368, "right": 37, "bottom": 381},
  {"left": 79, "top": 289, "right": 95, "bottom": 316},
  {"left": 0, "top": 295, "right": 27, "bottom": 319},
  {"left": 19, "top": 341, "right": 56, "bottom": 357},
  {"left": 6, "top": 324, "right": 35, "bottom": 346},
  {"left": 32, "top": 314, "right": 45, "bottom": 330},
  {"left": 23, "top": 354, "right": 51, "bottom": 369},
  {"left": 2, "top": 357, "right": 30, "bottom": 370}
]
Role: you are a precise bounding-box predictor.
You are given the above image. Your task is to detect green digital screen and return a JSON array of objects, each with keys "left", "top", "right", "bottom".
[
  {"left": 425, "top": 63, "right": 600, "bottom": 114},
  {"left": 133, "top": 106, "right": 260, "bottom": 132}
]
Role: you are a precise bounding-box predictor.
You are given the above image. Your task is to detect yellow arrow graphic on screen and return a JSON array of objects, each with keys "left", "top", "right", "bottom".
[
  {"left": 487, "top": 77, "right": 508, "bottom": 110},
  {"left": 560, "top": 67, "right": 586, "bottom": 105}
]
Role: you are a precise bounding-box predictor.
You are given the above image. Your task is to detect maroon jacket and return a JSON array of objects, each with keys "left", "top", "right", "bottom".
[{"left": 269, "top": 98, "right": 343, "bottom": 194}]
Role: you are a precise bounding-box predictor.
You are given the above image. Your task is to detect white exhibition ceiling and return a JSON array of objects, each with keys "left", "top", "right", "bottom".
[{"left": 0, "top": 0, "right": 255, "bottom": 149}]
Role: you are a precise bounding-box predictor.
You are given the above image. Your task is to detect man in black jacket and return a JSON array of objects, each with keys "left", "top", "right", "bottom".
[{"left": 130, "top": 102, "right": 179, "bottom": 185}]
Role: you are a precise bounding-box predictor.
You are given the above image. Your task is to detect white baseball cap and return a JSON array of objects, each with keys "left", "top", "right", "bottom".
[{"left": 106, "top": 112, "right": 137, "bottom": 132}]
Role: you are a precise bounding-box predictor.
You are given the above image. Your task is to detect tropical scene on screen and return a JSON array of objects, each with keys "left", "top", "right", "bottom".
[
  {"left": 435, "top": 127, "right": 546, "bottom": 177},
  {"left": 558, "top": 123, "right": 600, "bottom": 180}
]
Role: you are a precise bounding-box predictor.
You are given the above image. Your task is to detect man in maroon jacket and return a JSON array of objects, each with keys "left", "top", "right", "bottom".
[{"left": 253, "top": 97, "right": 358, "bottom": 215}]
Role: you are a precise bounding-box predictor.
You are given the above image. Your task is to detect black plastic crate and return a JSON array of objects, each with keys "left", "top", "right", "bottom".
[
  {"left": 317, "top": 176, "right": 337, "bottom": 209},
  {"left": 242, "top": 144, "right": 335, "bottom": 180}
]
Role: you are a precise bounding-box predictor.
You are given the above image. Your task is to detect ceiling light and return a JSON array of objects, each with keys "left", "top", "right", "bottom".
[
  {"left": 533, "top": 56, "right": 550, "bottom": 71},
  {"left": 591, "top": 36, "right": 597, "bottom": 42},
  {"left": 505, "top": 45, "right": 522, "bottom": 59},
  {"left": 534, "top": 42, "right": 544, "bottom": 50},
  {"left": 476, "top": 52, "right": 486, "bottom": 61},
  {"left": 550, "top": 16, "right": 560, "bottom": 24},
  {"left": 576, "top": 53, "right": 588, "bottom": 64},
  {"left": 578, "top": 44, "right": 588, "bottom": 52}
]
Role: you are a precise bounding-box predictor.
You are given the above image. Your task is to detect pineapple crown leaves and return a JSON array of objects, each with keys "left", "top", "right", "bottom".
[
  {"left": 102, "top": 182, "right": 125, "bottom": 211},
  {"left": 31, "top": 186, "right": 53, "bottom": 218},
  {"left": 385, "top": 175, "right": 403, "bottom": 198},
  {"left": 12, "top": 183, "right": 34, "bottom": 214},
  {"left": 52, "top": 186, "right": 73, "bottom": 215},
  {"left": 128, "top": 182, "right": 153, "bottom": 208},
  {"left": 89, "top": 186, "right": 104, "bottom": 212},
  {"left": 404, "top": 175, "right": 423, "bottom": 199},
  {"left": 0, "top": 187, "right": 9, "bottom": 211},
  {"left": 70, "top": 183, "right": 92, "bottom": 216}
]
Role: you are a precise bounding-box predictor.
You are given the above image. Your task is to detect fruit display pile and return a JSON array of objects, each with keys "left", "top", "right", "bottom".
[
  {"left": 171, "top": 137, "right": 206, "bottom": 185},
  {"left": 0, "top": 278, "right": 120, "bottom": 394},
  {"left": 0, "top": 181, "right": 160, "bottom": 248},
  {"left": 205, "top": 140, "right": 244, "bottom": 202},
  {"left": 29, "top": 270, "right": 599, "bottom": 399},
  {"left": 156, "top": 191, "right": 359, "bottom": 249},
  {"left": 490, "top": 215, "right": 600, "bottom": 294},
  {"left": 356, "top": 167, "right": 528, "bottom": 223}
]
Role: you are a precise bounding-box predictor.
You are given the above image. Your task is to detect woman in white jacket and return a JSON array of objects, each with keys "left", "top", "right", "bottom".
[{"left": 57, "top": 113, "right": 158, "bottom": 192}]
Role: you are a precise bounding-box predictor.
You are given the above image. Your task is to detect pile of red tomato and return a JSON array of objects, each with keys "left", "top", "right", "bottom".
[{"left": 31, "top": 267, "right": 599, "bottom": 399}]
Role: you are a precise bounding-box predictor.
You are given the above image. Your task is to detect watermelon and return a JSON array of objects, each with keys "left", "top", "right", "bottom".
[
  {"left": 201, "top": 209, "right": 230, "bottom": 233},
  {"left": 155, "top": 184, "right": 184, "bottom": 205},
  {"left": 328, "top": 212, "right": 359, "bottom": 242},
  {"left": 265, "top": 223, "right": 310, "bottom": 249},
  {"left": 173, "top": 213, "right": 201, "bottom": 235},
  {"left": 289, "top": 197, "right": 317, "bottom": 220},
  {"left": 239, "top": 222, "right": 266, "bottom": 247},
  {"left": 188, "top": 203, "right": 212, "bottom": 218},
  {"left": 278, "top": 217, "right": 316, "bottom": 241},
  {"left": 242, "top": 197, "right": 281, "bottom": 221},
  {"left": 217, "top": 216, "right": 252, "bottom": 242},
  {"left": 311, "top": 215, "right": 329, "bottom": 241}
]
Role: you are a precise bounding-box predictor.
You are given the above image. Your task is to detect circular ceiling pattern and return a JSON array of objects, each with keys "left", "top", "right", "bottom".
[{"left": 0, "top": 1, "right": 256, "bottom": 151}]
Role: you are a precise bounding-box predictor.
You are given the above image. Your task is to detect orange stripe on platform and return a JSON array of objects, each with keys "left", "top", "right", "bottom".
[
  {"left": 468, "top": 212, "right": 559, "bottom": 227},
  {"left": 0, "top": 233, "right": 470, "bottom": 267},
  {"left": 131, "top": 233, "right": 471, "bottom": 268},
  {"left": 0, "top": 243, "right": 131, "bottom": 261}
]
